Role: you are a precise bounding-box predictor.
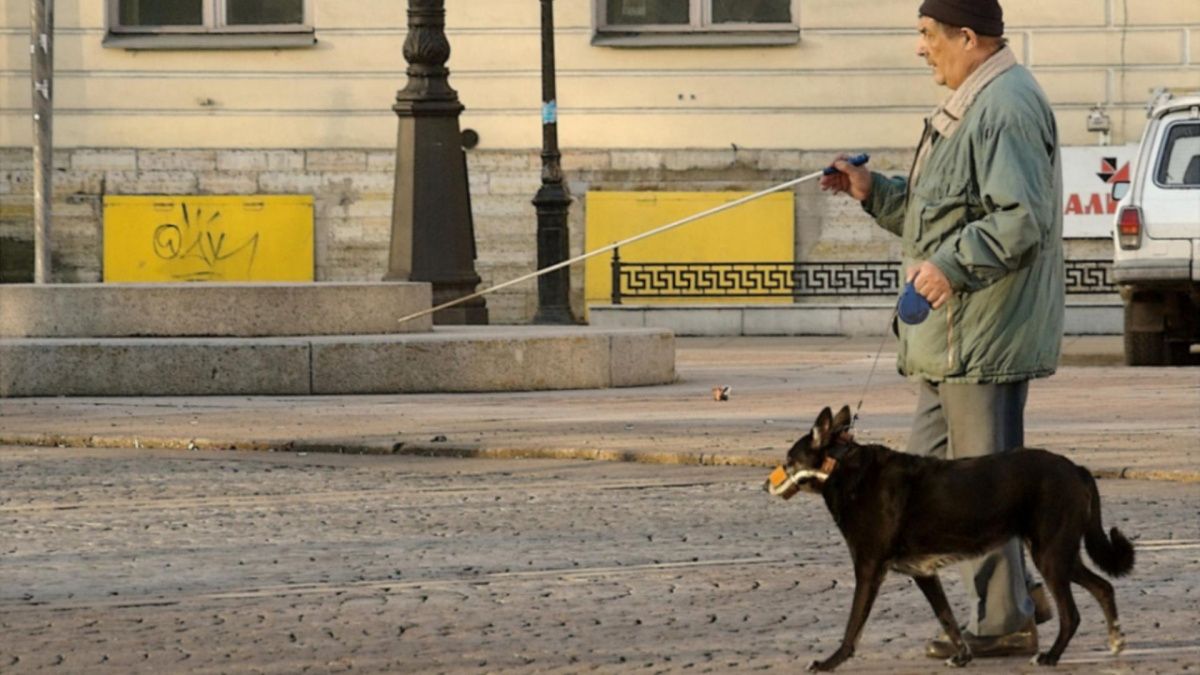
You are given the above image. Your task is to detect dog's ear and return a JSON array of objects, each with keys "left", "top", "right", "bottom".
[
  {"left": 811, "top": 407, "right": 834, "bottom": 448},
  {"left": 832, "top": 405, "right": 853, "bottom": 433}
]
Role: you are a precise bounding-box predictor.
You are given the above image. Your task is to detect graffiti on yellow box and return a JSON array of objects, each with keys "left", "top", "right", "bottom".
[{"left": 103, "top": 195, "right": 314, "bottom": 282}]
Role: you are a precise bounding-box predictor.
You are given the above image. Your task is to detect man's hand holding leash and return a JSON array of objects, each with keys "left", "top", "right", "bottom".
[
  {"left": 818, "top": 154, "right": 873, "bottom": 201},
  {"left": 819, "top": 155, "right": 952, "bottom": 309}
]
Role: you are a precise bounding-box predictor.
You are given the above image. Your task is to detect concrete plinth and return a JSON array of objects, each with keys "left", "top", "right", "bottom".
[
  {"left": 0, "top": 282, "right": 433, "bottom": 337},
  {"left": 0, "top": 327, "right": 675, "bottom": 397}
]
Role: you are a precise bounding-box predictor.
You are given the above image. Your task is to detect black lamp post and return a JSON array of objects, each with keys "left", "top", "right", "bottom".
[
  {"left": 532, "top": 0, "right": 574, "bottom": 324},
  {"left": 386, "top": 0, "right": 487, "bottom": 325}
]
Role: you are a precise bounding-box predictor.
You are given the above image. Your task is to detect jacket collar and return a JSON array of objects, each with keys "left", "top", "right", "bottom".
[{"left": 930, "top": 44, "right": 1017, "bottom": 139}]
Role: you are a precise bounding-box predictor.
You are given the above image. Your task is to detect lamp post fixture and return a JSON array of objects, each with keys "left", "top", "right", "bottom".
[
  {"left": 532, "top": 0, "right": 574, "bottom": 324},
  {"left": 385, "top": 0, "right": 487, "bottom": 325}
]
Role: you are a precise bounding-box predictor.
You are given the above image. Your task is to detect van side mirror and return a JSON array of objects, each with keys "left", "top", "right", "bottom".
[{"left": 1111, "top": 182, "right": 1130, "bottom": 201}]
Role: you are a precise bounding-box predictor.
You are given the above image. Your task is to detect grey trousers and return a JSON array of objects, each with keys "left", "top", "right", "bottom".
[{"left": 907, "top": 379, "right": 1035, "bottom": 636}]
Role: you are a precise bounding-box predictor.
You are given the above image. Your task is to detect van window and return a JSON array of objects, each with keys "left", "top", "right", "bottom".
[{"left": 1155, "top": 122, "right": 1200, "bottom": 188}]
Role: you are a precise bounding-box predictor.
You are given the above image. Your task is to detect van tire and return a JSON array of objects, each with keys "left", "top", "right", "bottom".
[{"left": 1124, "top": 330, "right": 1166, "bottom": 366}]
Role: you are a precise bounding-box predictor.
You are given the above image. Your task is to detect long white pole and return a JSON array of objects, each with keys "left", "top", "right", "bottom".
[
  {"left": 397, "top": 154, "right": 868, "bottom": 326},
  {"left": 31, "top": 0, "right": 53, "bottom": 283}
]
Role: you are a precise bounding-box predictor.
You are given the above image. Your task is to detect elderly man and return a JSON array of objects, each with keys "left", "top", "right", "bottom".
[{"left": 820, "top": 0, "right": 1064, "bottom": 660}]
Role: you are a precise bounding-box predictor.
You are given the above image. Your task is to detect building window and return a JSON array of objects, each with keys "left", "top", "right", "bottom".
[
  {"left": 596, "top": 0, "right": 798, "bottom": 47},
  {"left": 105, "top": 0, "right": 314, "bottom": 50}
]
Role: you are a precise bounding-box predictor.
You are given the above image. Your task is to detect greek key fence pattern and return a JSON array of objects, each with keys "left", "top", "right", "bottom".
[{"left": 609, "top": 251, "right": 1115, "bottom": 303}]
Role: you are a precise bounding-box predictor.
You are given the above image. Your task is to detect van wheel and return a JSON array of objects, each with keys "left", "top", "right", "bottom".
[
  {"left": 1165, "top": 339, "right": 1193, "bottom": 366},
  {"left": 1125, "top": 331, "right": 1166, "bottom": 366}
]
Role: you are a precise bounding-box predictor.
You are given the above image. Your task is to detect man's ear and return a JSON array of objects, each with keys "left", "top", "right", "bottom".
[
  {"left": 960, "top": 27, "right": 979, "bottom": 50},
  {"left": 811, "top": 407, "right": 833, "bottom": 447}
]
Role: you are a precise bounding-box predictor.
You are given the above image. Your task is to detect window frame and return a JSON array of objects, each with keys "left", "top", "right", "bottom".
[
  {"left": 593, "top": 0, "right": 799, "bottom": 47},
  {"left": 103, "top": 0, "right": 316, "bottom": 50},
  {"left": 1153, "top": 121, "right": 1200, "bottom": 189}
]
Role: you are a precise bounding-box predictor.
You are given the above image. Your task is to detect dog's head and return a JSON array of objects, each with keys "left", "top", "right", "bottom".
[{"left": 764, "top": 405, "right": 854, "bottom": 499}]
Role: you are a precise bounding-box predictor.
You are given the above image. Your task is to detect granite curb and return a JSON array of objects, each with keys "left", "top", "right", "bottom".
[{"left": 3, "top": 431, "right": 1196, "bottom": 483}]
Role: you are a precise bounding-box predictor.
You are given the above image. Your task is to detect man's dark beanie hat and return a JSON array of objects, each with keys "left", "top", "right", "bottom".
[{"left": 919, "top": 0, "right": 1004, "bottom": 37}]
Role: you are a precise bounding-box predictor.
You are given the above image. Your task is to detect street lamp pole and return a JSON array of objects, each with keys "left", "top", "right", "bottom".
[
  {"left": 532, "top": 0, "right": 573, "bottom": 324},
  {"left": 30, "top": 0, "right": 53, "bottom": 283}
]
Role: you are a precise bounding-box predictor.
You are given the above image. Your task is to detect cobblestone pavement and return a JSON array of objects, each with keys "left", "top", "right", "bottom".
[{"left": 2, "top": 447, "right": 1197, "bottom": 674}]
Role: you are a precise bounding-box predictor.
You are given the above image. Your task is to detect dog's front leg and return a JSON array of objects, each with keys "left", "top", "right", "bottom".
[
  {"left": 808, "top": 560, "right": 885, "bottom": 672},
  {"left": 913, "top": 574, "right": 971, "bottom": 667}
]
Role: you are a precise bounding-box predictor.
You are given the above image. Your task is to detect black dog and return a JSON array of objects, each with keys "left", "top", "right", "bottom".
[{"left": 765, "top": 406, "right": 1134, "bottom": 671}]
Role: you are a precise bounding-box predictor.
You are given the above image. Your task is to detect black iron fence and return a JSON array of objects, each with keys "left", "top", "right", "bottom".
[{"left": 609, "top": 249, "right": 1116, "bottom": 303}]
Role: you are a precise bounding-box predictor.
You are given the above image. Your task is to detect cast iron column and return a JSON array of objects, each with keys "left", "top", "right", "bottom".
[
  {"left": 532, "top": 0, "right": 573, "bottom": 324},
  {"left": 386, "top": 0, "right": 487, "bottom": 324}
]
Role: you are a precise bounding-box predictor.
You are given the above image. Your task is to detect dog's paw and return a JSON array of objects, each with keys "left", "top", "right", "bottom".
[
  {"left": 944, "top": 651, "right": 972, "bottom": 668},
  {"left": 807, "top": 658, "right": 838, "bottom": 672},
  {"left": 1109, "top": 634, "right": 1126, "bottom": 655},
  {"left": 1030, "top": 651, "right": 1059, "bottom": 667}
]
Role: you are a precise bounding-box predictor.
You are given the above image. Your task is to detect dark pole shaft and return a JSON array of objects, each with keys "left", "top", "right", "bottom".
[
  {"left": 532, "top": 0, "right": 573, "bottom": 324},
  {"left": 31, "top": 0, "right": 53, "bottom": 283},
  {"left": 540, "top": 0, "right": 561, "bottom": 174}
]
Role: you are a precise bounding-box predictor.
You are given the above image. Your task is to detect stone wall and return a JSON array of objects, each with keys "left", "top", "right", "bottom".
[{"left": 0, "top": 147, "right": 1112, "bottom": 323}]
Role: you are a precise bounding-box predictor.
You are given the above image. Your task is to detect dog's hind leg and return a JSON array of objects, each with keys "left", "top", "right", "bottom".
[
  {"left": 808, "top": 561, "right": 886, "bottom": 672},
  {"left": 913, "top": 575, "right": 971, "bottom": 667},
  {"left": 1072, "top": 560, "right": 1124, "bottom": 654},
  {"left": 1031, "top": 549, "right": 1082, "bottom": 666}
]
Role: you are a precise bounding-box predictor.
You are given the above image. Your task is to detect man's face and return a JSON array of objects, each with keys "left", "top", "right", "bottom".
[{"left": 916, "top": 16, "right": 962, "bottom": 89}]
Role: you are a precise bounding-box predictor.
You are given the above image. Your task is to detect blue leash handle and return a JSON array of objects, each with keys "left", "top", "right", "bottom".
[{"left": 822, "top": 153, "right": 870, "bottom": 176}]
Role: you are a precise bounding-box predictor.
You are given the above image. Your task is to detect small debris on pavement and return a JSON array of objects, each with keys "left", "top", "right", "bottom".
[{"left": 712, "top": 385, "right": 731, "bottom": 401}]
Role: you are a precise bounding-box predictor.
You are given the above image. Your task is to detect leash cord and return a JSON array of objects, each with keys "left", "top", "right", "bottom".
[{"left": 850, "top": 309, "right": 897, "bottom": 431}]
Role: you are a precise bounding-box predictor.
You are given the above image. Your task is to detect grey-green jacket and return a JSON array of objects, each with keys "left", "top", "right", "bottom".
[{"left": 863, "top": 46, "right": 1064, "bottom": 383}]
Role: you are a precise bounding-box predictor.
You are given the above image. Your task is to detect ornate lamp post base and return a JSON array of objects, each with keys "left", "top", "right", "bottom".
[{"left": 386, "top": 0, "right": 487, "bottom": 325}]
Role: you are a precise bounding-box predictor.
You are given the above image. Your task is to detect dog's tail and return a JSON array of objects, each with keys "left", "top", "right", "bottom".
[{"left": 1081, "top": 467, "right": 1135, "bottom": 578}]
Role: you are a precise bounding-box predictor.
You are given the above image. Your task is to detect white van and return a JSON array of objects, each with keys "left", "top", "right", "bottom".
[{"left": 1111, "top": 90, "right": 1200, "bottom": 366}]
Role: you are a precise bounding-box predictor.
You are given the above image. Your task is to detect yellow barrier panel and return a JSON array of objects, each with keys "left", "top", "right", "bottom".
[
  {"left": 584, "top": 191, "right": 794, "bottom": 313},
  {"left": 103, "top": 195, "right": 314, "bottom": 282}
]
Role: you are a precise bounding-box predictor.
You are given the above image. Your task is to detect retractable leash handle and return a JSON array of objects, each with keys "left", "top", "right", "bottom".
[
  {"left": 822, "top": 153, "right": 870, "bottom": 176},
  {"left": 396, "top": 153, "right": 871, "bottom": 326}
]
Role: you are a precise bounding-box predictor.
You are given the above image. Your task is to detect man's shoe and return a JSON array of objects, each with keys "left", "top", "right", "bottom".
[
  {"left": 1030, "top": 583, "right": 1054, "bottom": 625},
  {"left": 926, "top": 621, "right": 1038, "bottom": 659}
]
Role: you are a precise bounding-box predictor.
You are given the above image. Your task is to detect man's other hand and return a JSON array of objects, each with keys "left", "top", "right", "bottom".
[
  {"left": 907, "top": 261, "right": 953, "bottom": 309},
  {"left": 818, "top": 154, "right": 873, "bottom": 202}
]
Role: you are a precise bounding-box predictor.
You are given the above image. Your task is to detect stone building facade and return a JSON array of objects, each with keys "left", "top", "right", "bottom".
[{"left": 2, "top": 1, "right": 1196, "bottom": 322}]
